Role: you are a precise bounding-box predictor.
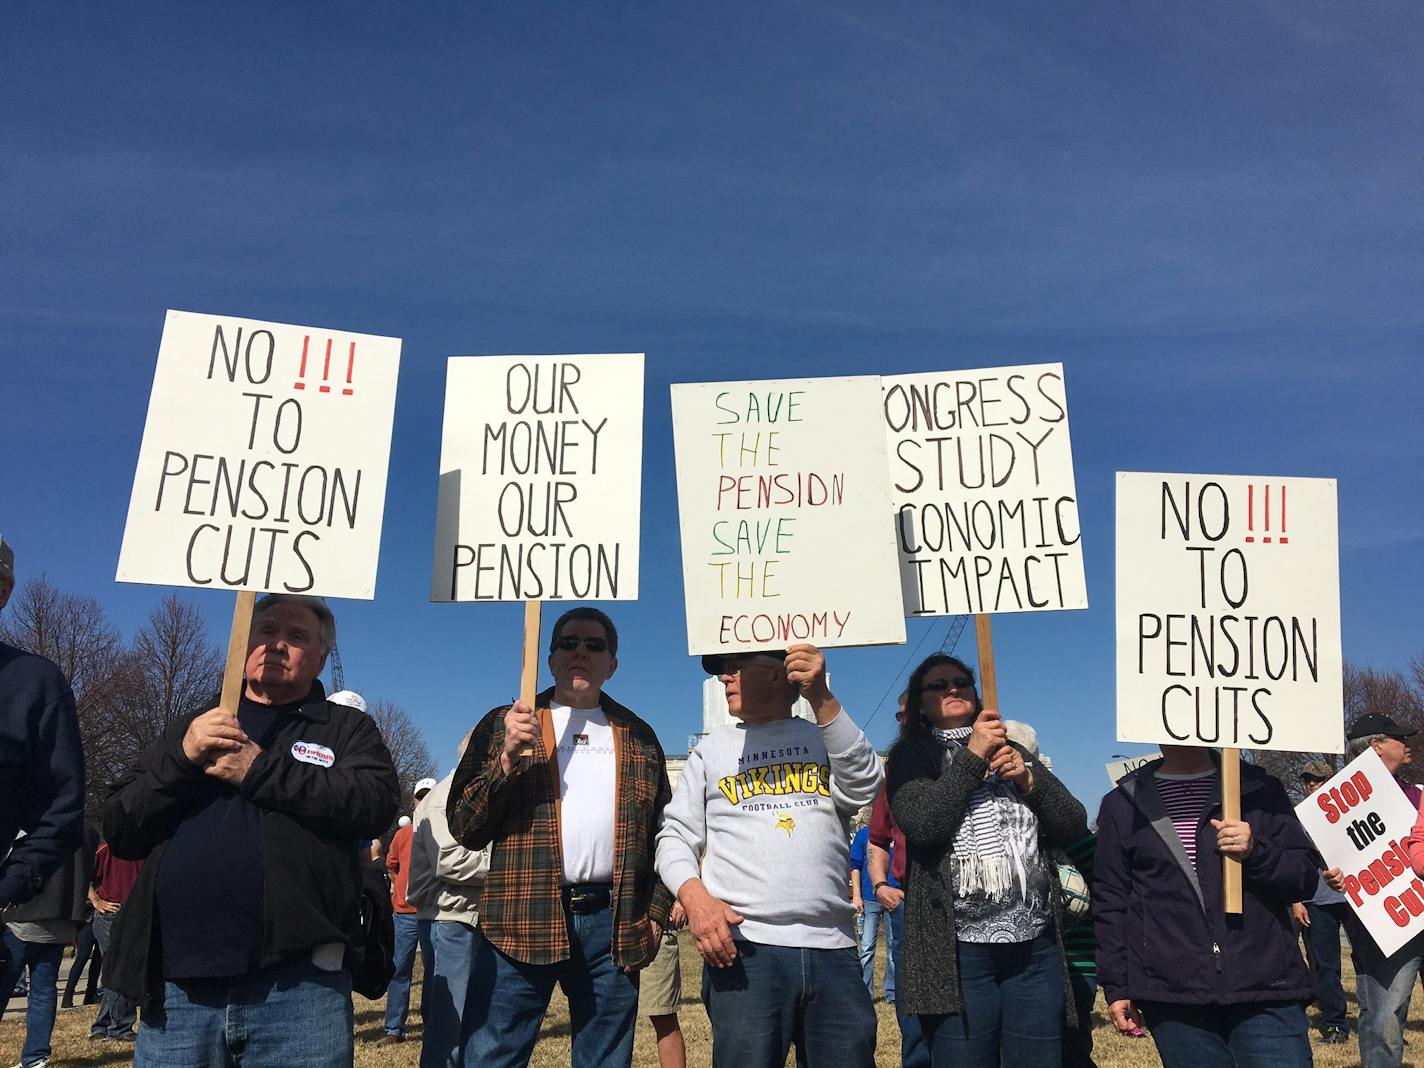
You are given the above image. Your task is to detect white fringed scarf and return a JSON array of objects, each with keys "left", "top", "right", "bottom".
[{"left": 933, "top": 726, "right": 1038, "bottom": 902}]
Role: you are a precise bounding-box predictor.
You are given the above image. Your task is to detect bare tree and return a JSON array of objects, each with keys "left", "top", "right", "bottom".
[
  {"left": 366, "top": 698, "right": 437, "bottom": 832},
  {"left": 123, "top": 594, "right": 224, "bottom": 737}
]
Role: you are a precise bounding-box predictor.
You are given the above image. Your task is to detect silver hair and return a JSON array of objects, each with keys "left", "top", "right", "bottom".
[
  {"left": 252, "top": 594, "right": 336, "bottom": 656},
  {"left": 1347, "top": 734, "right": 1388, "bottom": 760}
]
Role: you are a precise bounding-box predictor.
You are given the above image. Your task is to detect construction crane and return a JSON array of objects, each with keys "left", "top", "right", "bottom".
[
  {"left": 940, "top": 614, "right": 971, "bottom": 657},
  {"left": 328, "top": 642, "right": 345, "bottom": 692}
]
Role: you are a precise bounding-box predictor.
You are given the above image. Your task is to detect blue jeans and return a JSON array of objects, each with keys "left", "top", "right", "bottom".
[
  {"left": 858, "top": 899, "right": 898, "bottom": 1001},
  {"left": 91, "top": 909, "right": 138, "bottom": 1038},
  {"left": 703, "top": 940, "right": 876, "bottom": 1068},
  {"left": 421, "top": 920, "right": 482, "bottom": 1068},
  {"left": 1139, "top": 1001, "right": 1312, "bottom": 1068},
  {"left": 384, "top": 913, "right": 433, "bottom": 1038},
  {"left": 1303, "top": 901, "right": 1350, "bottom": 1032},
  {"left": 465, "top": 906, "right": 639, "bottom": 1068},
  {"left": 133, "top": 955, "right": 354, "bottom": 1067},
  {"left": 888, "top": 905, "right": 930, "bottom": 1068},
  {"left": 0, "top": 929, "right": 64, "bottom": 1066},
  {"left": 1063, "top": 970, "right": 1096, "bottom": 1068},
  {"left": 1350, "top": 921, "right": 1423, "bottom": 1068},
  {"left": 920, "top": 931, "right": 1064, "bottom": 1068}
]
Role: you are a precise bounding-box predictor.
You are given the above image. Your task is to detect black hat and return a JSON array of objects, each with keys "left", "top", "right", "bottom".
[
  {"left": 701, "top": 650, "right": 786, "bottom": 676},
  {"left": 1346, "top": 713, "right": 1418, "bottom": 741}
]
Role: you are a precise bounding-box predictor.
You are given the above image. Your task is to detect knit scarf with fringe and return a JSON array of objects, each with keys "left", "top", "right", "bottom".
[{"left": 933, "top": 725, "right": 1037, "bottom": 902}]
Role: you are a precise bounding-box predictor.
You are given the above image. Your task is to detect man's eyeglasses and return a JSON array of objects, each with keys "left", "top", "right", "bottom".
[
  {"left": 555, "top": 636, "right": 609, "bottom": 653},
  {"left": 924, "top": 677, "right": 974, "bottom": 692}
]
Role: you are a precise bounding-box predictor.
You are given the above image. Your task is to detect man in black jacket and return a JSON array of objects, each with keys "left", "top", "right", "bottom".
[
  {"left": 104, "top": 593, "right": 399, "bottom": 1068},
  {"left": 0, "top": 535, "right": 86, "bottom": 940}
]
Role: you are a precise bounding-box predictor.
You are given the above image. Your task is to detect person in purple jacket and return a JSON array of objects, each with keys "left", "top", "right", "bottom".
[{"left": 1094, "top": 744, "right": 1318, "bottom": 1068}]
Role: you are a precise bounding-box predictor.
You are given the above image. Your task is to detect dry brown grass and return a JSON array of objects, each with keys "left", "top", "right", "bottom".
[{"left": 4, "top": 937, "right": 1421, "bottom": 1066}]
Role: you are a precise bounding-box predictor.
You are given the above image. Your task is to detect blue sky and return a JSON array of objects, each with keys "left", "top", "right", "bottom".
[{"left": 3, "top": 2, "right": 1420, "bottom": 811}]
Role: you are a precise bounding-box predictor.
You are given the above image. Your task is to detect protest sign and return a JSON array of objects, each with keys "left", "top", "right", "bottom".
[
  {"left": 1116, "top": 472, "right": 1342, "bottom": 754},
  {"left": 431, "top": 354, "right": 643, "bottom": 602},
  {"left": 671, "top": 376, "right": 906, "bottom": 654},
  {"left": 117, "top": 310, "right": 401, "bottom": 600},
  {"left": 1296, "top": 748, "right": 1423, "bottom": 957},
  {"left": 1106, "top": 753, "right": 1162, "bottom": 786},
  {"left": 883, "top": 364, "right": 1086, "bottom": 616}
]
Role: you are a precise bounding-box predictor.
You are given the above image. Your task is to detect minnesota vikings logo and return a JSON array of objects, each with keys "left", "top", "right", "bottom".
[{"left": 775, "top": 813, "right": 796, "bottom": 838}]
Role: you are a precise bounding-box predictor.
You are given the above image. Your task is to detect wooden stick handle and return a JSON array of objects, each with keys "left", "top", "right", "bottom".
[
  {"left": 518, "top": 601, "right": 541, "bottom": 757},
  {"left": 219, "top": 591, "right": 256, "bottom": 714},
  {"left": 1222, "top": 747, "right": 1244, "bottom": 914},
  {"left": 974, "top": 614, "right": 999, "bottom": 711}
]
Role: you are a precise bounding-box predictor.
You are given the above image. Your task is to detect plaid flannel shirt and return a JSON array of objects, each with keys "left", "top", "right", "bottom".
[{"left": 447, "top": 687, "right": 673, "bottom": 967}]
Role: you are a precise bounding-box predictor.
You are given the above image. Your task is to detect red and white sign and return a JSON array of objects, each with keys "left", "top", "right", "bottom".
[
  {"left": 1295, "top": 748, "right": 1424, "bottom": 957},
  {"left": 291, "top": 740, "right": 336, "bottom": 768}
]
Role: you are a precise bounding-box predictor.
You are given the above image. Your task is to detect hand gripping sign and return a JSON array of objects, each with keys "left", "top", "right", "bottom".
[{"left": 1296, "top": 749, "right": 1424, "bottom": 958}]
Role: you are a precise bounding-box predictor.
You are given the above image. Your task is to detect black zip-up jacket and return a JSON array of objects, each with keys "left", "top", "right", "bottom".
[
  {"left": 1093, "top": 757, "right": 1317, "bottom": 1007},
  {"left": 101, "top": 684, "right": 399, "bottom": 1005}
]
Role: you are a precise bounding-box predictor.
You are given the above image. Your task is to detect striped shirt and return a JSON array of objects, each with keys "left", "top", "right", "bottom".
[{"left": 1155, "top": 771, "right": 1216, "bottom": 870}]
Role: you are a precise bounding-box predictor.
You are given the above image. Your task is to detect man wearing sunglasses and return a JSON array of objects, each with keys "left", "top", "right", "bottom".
[
  {"left": 656, "top": 643, "right": 883, "bottom": 1068},
  {"left": 447, "top": 606, "right": 672, "bottom": 1068}
]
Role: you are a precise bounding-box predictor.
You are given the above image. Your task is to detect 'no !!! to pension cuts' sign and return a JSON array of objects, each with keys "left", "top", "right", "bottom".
[
  {"left": 116, "top": 310, "right": 401, "bottom": 599},
  {"left": 430, "top": 354, "right": 644, "bottom": 602},
  {"left": 670, "top": 375, "right": 907, "bottom": 654},
  {"left": 1115, "top": 472, "right": 1343, "bottom": 754},
  {"left": 1296, "top": 749, "right": 1424, "bottom": 958},
  {"left": 883, "top": 363, "right": 1087, "bottom": 616}
]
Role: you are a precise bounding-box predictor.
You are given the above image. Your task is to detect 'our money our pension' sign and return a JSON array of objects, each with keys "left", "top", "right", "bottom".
[
  {"left": 1115, "top": 472, "right": 1342, "bottom": 753},
  {"left": 671, "top": 376, "right": 906, "bottom": 654},
  {"left": 1296, "top": 749, "right": 1423, "bottom": 957},
  {"left": 884, "top": 363, "right": 1086, "bottom": 616},
  {"left": 117, "top": 310, "right": 401, "bottom": 599},
  {"left": 431, "top": 354, "right": 643, "bottom": 602}
]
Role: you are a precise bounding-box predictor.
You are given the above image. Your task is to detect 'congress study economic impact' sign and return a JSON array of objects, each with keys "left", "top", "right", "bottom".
[
  {"left": 431, "top": 354, "right": 643, "bottom": 602},
  {"left": 117, "top": 310, "right": 401, "bottom": 599},
  {"left": 671, "top": 376, "right": 906, "bottom": 654},
  {"left": 1296, "top": 749, "right": 1424, "bottom": 957},
  {"left": 883, "top": 363, "right": 1087, "bottom": 616},
  {"left": 1115, "top": 472, "right": 1342, "bottom": 753}
]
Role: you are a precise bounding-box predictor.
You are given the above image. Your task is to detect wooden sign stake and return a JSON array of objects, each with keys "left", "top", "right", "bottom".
[
  {"left": 219, "top": 591, "right": 256, "bottom": 714},
  {"left": 974, "top": 614, "right": 1000, "bottom": 711},
  {"left": 518, "top": 600, "right": 542, "bottom": 757},
  {"left": 1221, "top": 746, "right": 1244, "bottom": 914}
]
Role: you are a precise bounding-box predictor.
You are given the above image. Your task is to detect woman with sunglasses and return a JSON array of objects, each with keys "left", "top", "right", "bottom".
[{"left": 886, "top": 654, "right": 1088, "bottom": 1068}]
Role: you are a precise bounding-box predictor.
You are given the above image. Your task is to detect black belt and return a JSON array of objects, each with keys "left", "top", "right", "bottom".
[{"left": 562, "top": 883, "right": 613, "bottom": 914}]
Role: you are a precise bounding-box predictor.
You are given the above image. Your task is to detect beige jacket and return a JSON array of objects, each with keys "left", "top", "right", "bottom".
[{"left": 405, "top": 770, "right": 489, "bottom": 925}]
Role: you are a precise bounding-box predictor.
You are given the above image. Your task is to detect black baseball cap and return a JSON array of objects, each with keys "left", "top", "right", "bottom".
[
  {"left": 1346, "top": 713, "right": 1418, "bottom": 741},
  {"left": 701, "top": 650, "right": 787, "bottom": 676}
]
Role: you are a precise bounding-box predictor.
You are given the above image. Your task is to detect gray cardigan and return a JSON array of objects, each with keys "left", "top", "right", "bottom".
[{"left": 886, "top": 734, "right": 1088, "bottom": 1020}]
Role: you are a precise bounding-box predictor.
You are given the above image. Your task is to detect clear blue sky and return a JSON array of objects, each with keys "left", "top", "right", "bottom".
[{"left": 4, "top": 2, "right": 1421, "bottom": 812}]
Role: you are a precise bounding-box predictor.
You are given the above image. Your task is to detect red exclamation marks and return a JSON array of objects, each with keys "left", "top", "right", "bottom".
[
  {"left": 1245, "top": 483, "right": 1290, "bottom": 546},
  {"left": 342, "top": 342, "right": 355, "bottom": 396},
  {"left": 1246, "top": 485, "right": 1255, "bottom": 542},
  {"left": 1263, "top": 485, "right": 1272, "bottom": 543},
  {"left": 318, "top": 339, "right": 334, "bottom": 393},
  {"left": 1279, "top": 485, "right": 1288, "bottom": 544},
  {"left": 294, "top": 336, "right": 311, "bottom": 390}
]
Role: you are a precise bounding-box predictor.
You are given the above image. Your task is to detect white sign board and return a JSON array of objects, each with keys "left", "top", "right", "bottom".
[
  {"left": 1106, "top": 753, "right": 1162, "bottom": 786},
  {"left": 431, "top": 354, "right": 643, "bottom": 602},
  {"left": 1296, "top": 749, "right": 1423, "bottom": 957},
  {"left": 883, "top": 363, "right": 1087, "bottom": 615},
  {"left": 671, "top": 376, "right": 906, "bottom": 654},
  {"left": 1116, "top": 472, "right": 1342, "bottom": 753},
  {"left": 117, "top": 310, "right": 401, "bottom": 599}
]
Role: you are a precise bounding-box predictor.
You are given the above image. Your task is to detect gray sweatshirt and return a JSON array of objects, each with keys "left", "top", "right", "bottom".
[{"left": 656, "top": 710, "right": 883, "bottom": 949}]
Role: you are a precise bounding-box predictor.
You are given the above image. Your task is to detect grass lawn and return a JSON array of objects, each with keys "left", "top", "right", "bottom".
[{"left": 4, "top": 935, "right": 1419, "bottom": 1066}]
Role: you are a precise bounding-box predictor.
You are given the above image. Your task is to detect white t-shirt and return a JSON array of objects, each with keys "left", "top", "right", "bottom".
[{"left": 551, "top": 702, "right": 616, "bottom": 885}]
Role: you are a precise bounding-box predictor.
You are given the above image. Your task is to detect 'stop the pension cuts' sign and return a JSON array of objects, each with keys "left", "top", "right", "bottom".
[
  {"left": 883, "top": 363, "right": 1087, "bottom": 617},
  {"left": 116, "top": 310, "right": 401, "bottom": 600},
  {"left": 1116, "top": 472, "right": 1342, "bottom": 754}
]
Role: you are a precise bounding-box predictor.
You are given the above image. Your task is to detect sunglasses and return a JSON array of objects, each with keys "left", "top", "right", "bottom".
[
  {"left": 554, "top": 636, "right": 609, "bottom": 653},
  {"left": 924, "top": 676, "right": 975, "bottom": 692}
]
